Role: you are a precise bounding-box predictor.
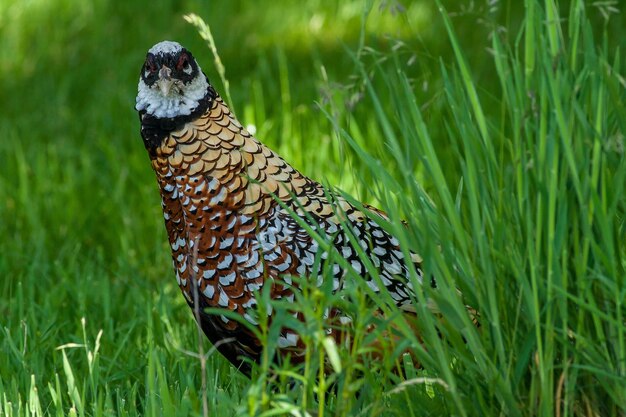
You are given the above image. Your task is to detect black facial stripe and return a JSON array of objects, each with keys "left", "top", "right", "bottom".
[
  {"left": 141, "top": 53, "right": 159, "bottom": 86},
  {"left": 140, "top": 49, "right": 199, "bottom": 86}
]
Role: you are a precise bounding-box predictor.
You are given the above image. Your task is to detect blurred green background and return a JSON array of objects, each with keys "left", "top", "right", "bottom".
[
  {"left": 1, "top": 0, "right": 623, "bottom": 269},
  {"left": 0, "top": 0, "right": 519, "bottom": 309}
]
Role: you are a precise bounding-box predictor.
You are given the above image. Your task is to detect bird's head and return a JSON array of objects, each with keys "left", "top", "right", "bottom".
[{"left": 136, "top": 41, "right": 210, "bottom": 119}]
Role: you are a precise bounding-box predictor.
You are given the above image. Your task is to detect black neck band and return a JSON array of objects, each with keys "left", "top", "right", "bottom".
[{"left": 138, "top": 83, "right": 217, "bottom": 156}]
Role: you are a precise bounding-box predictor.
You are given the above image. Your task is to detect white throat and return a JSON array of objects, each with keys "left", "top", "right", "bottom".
[{"left": 135, "top": 75, "right": 209, "bottom": 119}]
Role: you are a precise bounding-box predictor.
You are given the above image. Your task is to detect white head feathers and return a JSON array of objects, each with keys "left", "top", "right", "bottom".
[
  {"left": 148, "top": 40, "right": 183, "bottom": 55},
  {"left": 136, "top": 41, "right": 210, "bottom": 119}
]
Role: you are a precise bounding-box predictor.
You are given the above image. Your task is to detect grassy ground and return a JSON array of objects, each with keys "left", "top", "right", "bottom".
[{"left": 1, "top": 0, "right": 625, "bottom": 416}]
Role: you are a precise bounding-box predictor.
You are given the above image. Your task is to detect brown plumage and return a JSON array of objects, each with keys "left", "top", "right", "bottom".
[{"left": 136, "top": 41, "right": 427, "bottom": 376}]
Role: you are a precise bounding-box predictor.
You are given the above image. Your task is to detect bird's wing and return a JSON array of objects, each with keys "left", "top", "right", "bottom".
[{"left": 201, "top": 99, "right": 426, "bottom": 310}]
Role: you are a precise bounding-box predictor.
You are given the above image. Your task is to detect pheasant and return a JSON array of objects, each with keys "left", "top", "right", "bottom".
[{"left": 136, "top": 41, "right": 428, "bottom": 376}]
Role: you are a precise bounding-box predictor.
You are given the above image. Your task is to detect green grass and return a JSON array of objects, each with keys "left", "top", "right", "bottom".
[{"left": 1, "top": 0, "right": 625, "bottom": 416}]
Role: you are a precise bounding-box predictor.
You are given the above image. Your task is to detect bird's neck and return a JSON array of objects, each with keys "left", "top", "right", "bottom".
[{"left": 138, "top": 85, "right": 217, "bottom": 156}]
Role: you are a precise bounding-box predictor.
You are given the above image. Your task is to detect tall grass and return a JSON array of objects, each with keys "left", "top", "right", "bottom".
[
  {"left": 0, "top": 0, "right": 624, "bottom": 416},
  {"left": 235, "top": 0, "right": 626, "bottom": 415}
]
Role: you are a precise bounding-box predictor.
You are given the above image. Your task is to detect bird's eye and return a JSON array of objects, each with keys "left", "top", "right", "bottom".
[
  {"left": 177, "top": 54, "right": 193, "bottom": 74},
  {"left": 146, "top": 59, "right": 157, "bottom": 73}
]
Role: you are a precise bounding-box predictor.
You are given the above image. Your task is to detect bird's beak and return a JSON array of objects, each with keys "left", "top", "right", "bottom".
[{"left": 157, "top": 66, "right": 173, "bottom": 96}]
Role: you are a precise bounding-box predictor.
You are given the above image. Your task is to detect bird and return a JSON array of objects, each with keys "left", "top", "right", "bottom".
[{"left": 136, "top": 41, "right": 431, "bottom": 377}]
